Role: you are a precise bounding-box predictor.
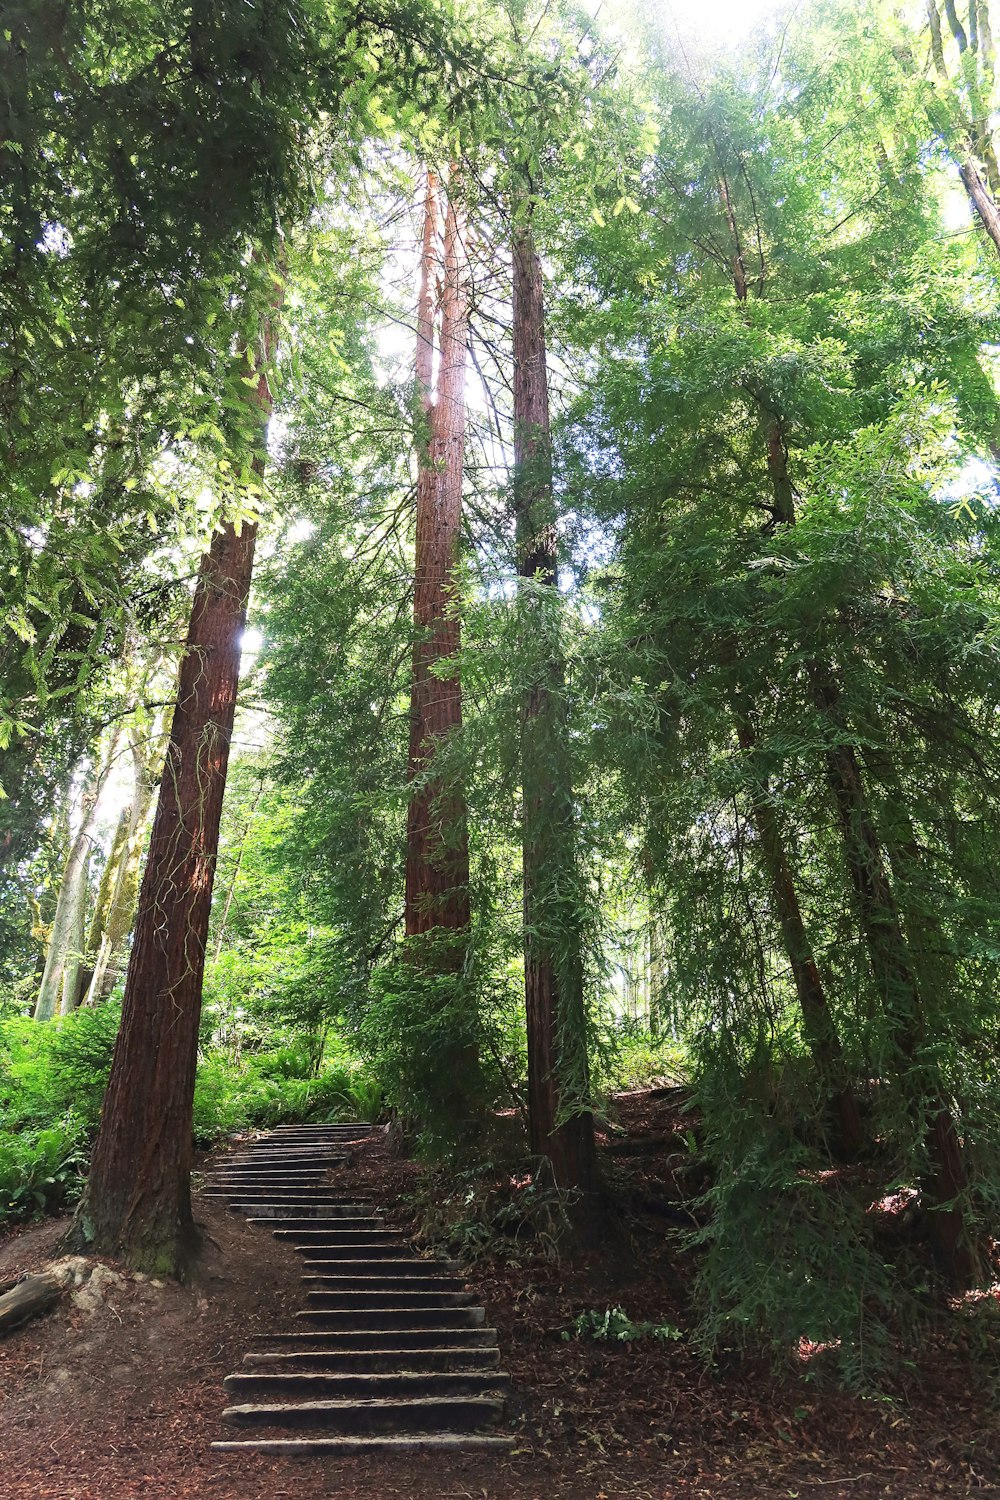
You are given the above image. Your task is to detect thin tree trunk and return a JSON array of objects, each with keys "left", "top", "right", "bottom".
[
  {"left": 957, "top": 154, "right": 1000, "bottom": 255},
  {"left": 84, "top": 728, "right": 161, "bottom": 1007},
  {"left": 512, "top": 208, "right": 597, "bottom": 1203},
  {"left": 85, "top": 800, "right": 131, "bottom": 964},
  {"left": 211, "top": 768, "right": 266, "bottom": 963},
  {"left": 34, "top": 752, "right": 112, "bottom": 1021},
  {"left": 726, "top": 671, "right": 865, "bottom": 1156},
  {"left": 69, "top": 299, "right": 279, "bottom": 1274},
  {"left": 808, "top": 667, "right": 975, "bottom": 1282},
  {"left": 405, "top": 172, "right": 472, "bottom": 942},
  {"left": 767, "top": 393, "right": 973, "bottom": 1277},
  {"left": 58, "top": 843, "right": 90, "bottom": 1014},
  {"left": 715, "top": 157, "right": 974, "bottom": 1274},
  {"left": 768, "top": 404, "right": 972, "bottom": 1279},
  {"left": 710, "top": 171, "right": 864, "bottom": 1153}
]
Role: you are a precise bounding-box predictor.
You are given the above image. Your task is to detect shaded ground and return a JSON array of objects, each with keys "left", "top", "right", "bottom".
[{"left": 1, "top": 1095, "right": 998, "bottom": 1498}]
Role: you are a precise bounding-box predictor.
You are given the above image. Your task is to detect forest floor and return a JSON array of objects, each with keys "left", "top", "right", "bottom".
[{"left": 1, "top": 1089, "right": 999, "bottom": 1499}]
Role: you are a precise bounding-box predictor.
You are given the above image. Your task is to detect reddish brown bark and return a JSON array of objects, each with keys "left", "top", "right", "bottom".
[
  {"left": 513, "top": 213, "right": 596, "bottom": 1202},
  {"left": 405, "top": 174, "right": 471, "bottom": 942},
  {"left": 69, "top": 312, "right": 278, "bottom": 1275}
]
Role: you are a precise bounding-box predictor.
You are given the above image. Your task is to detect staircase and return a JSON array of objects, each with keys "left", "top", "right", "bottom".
[{"left": 208, "top": 1123, "right": 513, "bottom": 1456}]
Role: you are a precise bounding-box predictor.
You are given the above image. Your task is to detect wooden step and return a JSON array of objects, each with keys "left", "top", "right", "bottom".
[
  {"left": 299, "top": 1271, "right": 464, "bottom": 1291},
  {"left": 221, "top": 1394, "right": 504, "bottom": 1433},
  {"left": 242, "top": 1347, "right": 501, "bottom": 1373},
  {"left": 261, "top": 1226, "right": 407, "bottom": 1241},
  {"left": 210, "top": 1186, "right": 370, "bottom": 1200},
  {"left": 212, "top": 1434, "right": 513, "bottom": 1455},
  {"left": 301, "top": 1284, "right": 476, "bottom": 1308},
  {"left": 250, "top": 1327, "right": 498, "bottom": 1351},
  {"left": 294, "top": 1306, "right": 486, "bottom": 1331},
  {"left": 297, "top": 1255, "right": 456, "bottom": 1272},
  {"left": 234, "top": 1207, "right": 383, "bottom": 1222},
  {"left": 224, "top": 1369, "right": 510, "bottom": 1400},
  {"left": 299, "top": 1266, "right": 464, "bottom": 1290}
]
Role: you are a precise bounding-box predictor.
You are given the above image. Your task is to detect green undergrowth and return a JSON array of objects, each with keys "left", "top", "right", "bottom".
[
  {"left": 565, "top": 1306, "right": 684, "bottom": 1343},
  {"left": 0, "top": 1007, "right": 381, "bottom": 1230},
  {"left": 192, "top": 1049, "right": 382, "bottom": 1145},
  {"left": 592, "top": 1016, "right": 688, "bottom": 1096},
  {"left": 410, "top": 1155, "right": 574, "bottom": 1265}
]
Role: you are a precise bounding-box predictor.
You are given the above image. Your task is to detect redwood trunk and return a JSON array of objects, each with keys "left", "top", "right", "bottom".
[
  {"left": 405, "top": 176, "right": 471, "bottom": 942},
  {"left": 512, "top": 214, "right": 597, "bottom": 1200},
  {"left": 70, "top": 324, "right": 276, "bottom": 1274}
]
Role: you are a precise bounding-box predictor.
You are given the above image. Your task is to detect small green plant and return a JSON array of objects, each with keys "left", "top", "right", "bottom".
[
  {"left": 564, "top": 1306, "right": 684, "bottom": 1343},
  {"left": 0, "top": 1119, "right": 89, "bottom": 1225}
]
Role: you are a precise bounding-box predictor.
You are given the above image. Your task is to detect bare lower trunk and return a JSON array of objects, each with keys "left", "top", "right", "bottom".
[
  {"left": 69, "top": 307, "right": 278, "bottom": 1274},
  {"left": 732, "top": 712, "right": 864, "bottom": 1156},
  {"left": 513, "top": 211, "right": 596, "bottom": 1205}
]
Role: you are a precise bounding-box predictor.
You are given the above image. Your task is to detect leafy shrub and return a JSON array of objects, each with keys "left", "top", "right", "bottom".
[
  {"left": 565, "top": 1306, "right": 684, "bottom": 1343},
  {"left": 412, "top": 1160, "right": 569, "bottom": 1265},
  {"left": 592, "top": 1015, "right": 687, "bottom": 1095},
  {"left": 0, "top": 1004, "right": 120, "bottom": 1131},
  {"left": 0, "top": 1118, "right": 89, "bottom": 1227},
  {"left": 192, "top": 1053, "right": 380, "bottom": 1144}
]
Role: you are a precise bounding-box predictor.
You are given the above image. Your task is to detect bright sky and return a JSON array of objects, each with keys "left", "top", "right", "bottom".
[{"left": 656, "top": 0, "right": 786, "bottom": 44}]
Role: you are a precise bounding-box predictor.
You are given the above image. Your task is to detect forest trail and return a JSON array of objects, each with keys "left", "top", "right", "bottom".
[{"left": 206, "top": 1124, "right": 513, "bottom": 1456}]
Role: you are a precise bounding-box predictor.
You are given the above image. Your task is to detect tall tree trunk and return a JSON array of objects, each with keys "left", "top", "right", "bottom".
[
  {"left": 710, "top": 171, "right": 863, "bottom": 1153},
  {"left": 808, "top": 667, "right": 975, "bottom": 1283},
  {"left": 768, "top": 404, "right": 973, "bottom": 1280},
  {"left": 85, "top": 800, "right": 131, "bottom": 962},
  {"left": 716, "top": 156, "right": 974, "bottom": 1275},
  {"left": 405, "top": 173, "right": 472, "bottom": 942},
  {"left": 58, "top": 843, "right": 90, "bottom": 1014},
  {"left": 34, "top": 752, "right": 112, "bottom": 1021},
  {"left": 511, "top": 209, "right": 597, "bottom": 1202},
  {"left": 725, "top": 660, "right": 865, "bottom": 1156},
  {"left": 84, "top": 726, "right": 162, "bottom": 1007},
  {"left": 69, "top": 302, "right": 279, "bottom": 1274},
  {"left": 401, "top": 170, "right": 482, "bottom": 1134},
  {"left": 767, "top": 394, "right": 973, "bottom": 1279}
]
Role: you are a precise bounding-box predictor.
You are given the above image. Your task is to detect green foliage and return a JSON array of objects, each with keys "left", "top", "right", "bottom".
[
  {"left": 564, "top": 1306, "right": 684, "bottom": 1343},
  {"left": 359, "top": 949, "right": 489, "bottom": 1149},
  {"left": 0, "top": 1005, "right": 119, "bottom": 1228},
  {"left": 593, "top": 1016, "right": 687, "bottom": 1095},
  {"left": 0, "top": 1120, "right": 90, "bottom": 1227},
  {"left": 191, "top": 1052, "right": 378, "bottom": 1145},
  {"left": 0, "top": 1004, "right": 121, "bottom": 1132}
]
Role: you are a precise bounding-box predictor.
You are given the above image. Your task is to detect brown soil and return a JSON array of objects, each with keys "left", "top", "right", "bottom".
[{"left": 1, "top": 1103, "right": 998, "bottom": 1499}]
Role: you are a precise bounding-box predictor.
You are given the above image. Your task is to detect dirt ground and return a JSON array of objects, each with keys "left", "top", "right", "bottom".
[{"left": 1, "top": 1097, "right": 999, "bottom": 1499}]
